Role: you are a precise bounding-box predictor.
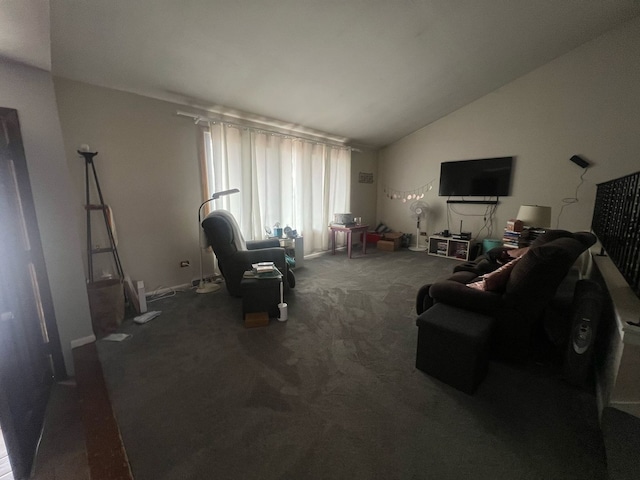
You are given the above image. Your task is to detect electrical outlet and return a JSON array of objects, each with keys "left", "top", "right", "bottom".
[{"left": 180, "top": 260, "right": 190, "bottom": 268}]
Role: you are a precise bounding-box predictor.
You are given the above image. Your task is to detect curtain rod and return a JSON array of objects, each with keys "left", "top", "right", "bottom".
[{"left": 176, "top": 110, "right": 359, "bottom": 152}]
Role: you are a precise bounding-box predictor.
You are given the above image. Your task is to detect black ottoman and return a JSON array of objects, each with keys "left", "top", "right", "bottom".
[
  {"left": 240, "top": 276, "right": 281, "bottom": 319},
  {"left": 415, "top": 303, "right": 496, "bottom": 394}
]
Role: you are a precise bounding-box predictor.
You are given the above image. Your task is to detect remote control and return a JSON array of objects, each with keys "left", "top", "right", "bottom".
[{"left": 134, "top": 311, "right": 161, "bottom": 324}]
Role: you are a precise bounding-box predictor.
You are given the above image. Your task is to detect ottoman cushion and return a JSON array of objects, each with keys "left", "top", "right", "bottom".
[{"left": 416, "top": 303, "right": 496, "bottom": 394}]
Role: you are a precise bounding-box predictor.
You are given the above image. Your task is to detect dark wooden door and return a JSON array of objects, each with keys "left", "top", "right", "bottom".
[{"left": 0, "top": 107, "right": 65, "bottom": 479}]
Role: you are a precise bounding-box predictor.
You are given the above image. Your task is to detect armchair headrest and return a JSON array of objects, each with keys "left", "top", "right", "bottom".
[
  {"left": 505, "top": 233, "right": 595, "bottom": 310},
  {"left": 201, "top": 210, "right": 247, "bottom": 257},
  {"left": 529, "top": 229, "right": 596, "bottom": 249}
]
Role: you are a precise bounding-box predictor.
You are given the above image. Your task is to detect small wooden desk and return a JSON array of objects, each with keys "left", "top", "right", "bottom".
[{"left": 329, "top": 224, "right": 369, "bottom": 258}]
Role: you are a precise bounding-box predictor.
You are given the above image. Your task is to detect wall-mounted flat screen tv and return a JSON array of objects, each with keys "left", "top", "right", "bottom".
[{"left": 438, "top": 156, "right": 514, "bottom": 197}]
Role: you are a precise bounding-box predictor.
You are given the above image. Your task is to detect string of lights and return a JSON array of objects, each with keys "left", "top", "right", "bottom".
[{"left": 383, "top": 179, "right": 436, "bottom": 202}]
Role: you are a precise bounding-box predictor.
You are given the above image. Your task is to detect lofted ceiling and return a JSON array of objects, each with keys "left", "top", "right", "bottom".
[
  {"left": 12, "top": 2, "right": 640, "bottom": 147},
  {"left": 0, "top": 0, "right": 51, "bottom": 70}
]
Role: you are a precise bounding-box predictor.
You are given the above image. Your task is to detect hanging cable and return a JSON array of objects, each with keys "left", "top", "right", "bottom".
[
  {"left": 475, "top": 202, "right": 498, "bottom": 239},
  {"left": 556, "top": 168, "right": 588, "bottom": 228},
  {"left": 448, "top": 200, "right": 498, "bottom": 239}
]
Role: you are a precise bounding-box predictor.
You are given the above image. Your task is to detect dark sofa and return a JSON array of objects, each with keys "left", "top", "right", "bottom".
[{"left": 416, "top": 230, "right": 596, "bottom": 361}]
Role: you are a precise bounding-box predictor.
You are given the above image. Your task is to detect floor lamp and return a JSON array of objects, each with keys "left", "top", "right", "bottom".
[{"left": 196, "top": 188, "right": 240, "bottom": 294}]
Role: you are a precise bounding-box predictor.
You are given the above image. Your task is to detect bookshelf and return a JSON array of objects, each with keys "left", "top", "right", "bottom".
[{"left": 428, "top": 235, "right": 475, "bottom": 261}]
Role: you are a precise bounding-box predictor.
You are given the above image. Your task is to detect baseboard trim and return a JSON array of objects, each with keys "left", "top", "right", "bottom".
[
  {"left": 145, "top": 283, "right": 193, "bottom": 298},
  {"left": 70, "top": 334, "right": 96, "bottom": 349}
]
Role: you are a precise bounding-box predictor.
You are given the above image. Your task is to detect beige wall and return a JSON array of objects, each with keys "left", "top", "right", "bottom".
[
  {"left": 377, "top": 17, "right": 640, "bottom": 241},
  {"left": 52, "top": 16, "right": 640, "bottom": 299},
  {"left": 0, "top": 60, "right": 92, "bottom": 375},
  {"left": 350, "top": 148, "right": 378, "bottom": 228},
  {"left": 54, "top": 79, "right": 206, "bottom": 293},
  {"left": 54, "top": 79, "right": 372, "bottom": 291}
]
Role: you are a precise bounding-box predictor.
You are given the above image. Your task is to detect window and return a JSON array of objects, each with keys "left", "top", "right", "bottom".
[{"left": 201, "top": 122, "right": 351, "bottom": 255}]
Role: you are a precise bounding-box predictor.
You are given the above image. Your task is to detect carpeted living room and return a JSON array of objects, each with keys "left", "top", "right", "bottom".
[
  {"left": 94, "top": 249, "right": 608, "bottom": 480},
  {"left": 2, "top": 2, "right": 640, "bottom": 480}
]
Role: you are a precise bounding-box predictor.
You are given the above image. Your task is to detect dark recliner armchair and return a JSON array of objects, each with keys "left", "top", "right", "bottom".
[
  {"left": 416, "top": 230, "right": 596, "bottom": 361},
  {"left": 201, "top": 210, "right": 295, "bottom": 297}
]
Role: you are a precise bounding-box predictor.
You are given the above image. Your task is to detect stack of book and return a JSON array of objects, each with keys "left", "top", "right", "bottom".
[
  {"left": 520, "top": 228, "right": 547, "bottom": 246},
  {"left": 253, "top": 262, "right": 275, "bottom": 274},
  {"left": 503, "top": 226, "right": 550, "bottom": 248},
  {"left": 246, "top": 262, "right": 281, "bottom": 279},
  {"left": 502, "top": 228, "right": 521, "bottom": 248}
]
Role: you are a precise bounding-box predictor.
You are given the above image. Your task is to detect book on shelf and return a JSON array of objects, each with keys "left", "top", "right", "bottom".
[
  {"left": 502, "top": 240, "right": 520, "bottom": 248},
  {"left": 520, "top": 228, "right": 547, "bottom": 245},
  {"left": 454, "top": 248, "right": 468, "bottom": 258},
  {"left": 501, "top": 227, "right": 548, "bottom": 247},
  {"left": 501, "top": 233, "right": 519, "bottom": 239},
  {"left": 502, "top": 228, "right": 521, "bottom": 244}
]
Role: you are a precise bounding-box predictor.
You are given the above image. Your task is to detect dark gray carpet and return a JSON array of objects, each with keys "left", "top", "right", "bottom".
[{"left": 97, "top": 248, "right": 606, "bottom": 480}]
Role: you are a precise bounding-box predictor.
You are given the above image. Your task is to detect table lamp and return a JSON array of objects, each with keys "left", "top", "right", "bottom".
[{"left": 516, "top": 205, "right": 551, "bottom": 228}]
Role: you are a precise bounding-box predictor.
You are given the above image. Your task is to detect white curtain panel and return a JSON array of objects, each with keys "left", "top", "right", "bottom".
[{"left": 202, "top": 123, "right": 350, "bottom": 255}]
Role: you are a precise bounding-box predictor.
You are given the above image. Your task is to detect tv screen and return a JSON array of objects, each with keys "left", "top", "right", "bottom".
[{"left": 438, "top": 156, "right": 513, "bottom": 197}]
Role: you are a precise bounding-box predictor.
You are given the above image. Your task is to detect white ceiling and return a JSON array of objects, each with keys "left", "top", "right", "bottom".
[
  {"left": 0, "top": 0, "right": 50, "bottom": 70},
  {"left": 12, "top": 2, "right": 640, "bottom": 147}
]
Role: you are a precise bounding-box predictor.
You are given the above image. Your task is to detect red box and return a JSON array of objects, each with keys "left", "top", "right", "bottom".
[{"left": 366, "top": 232, "right": 383, "bottom": 244}]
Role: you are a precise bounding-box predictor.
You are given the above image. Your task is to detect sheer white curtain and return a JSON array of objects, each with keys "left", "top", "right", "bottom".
[{"left": 201, "top": 122, "right": 351, "bottom": 255}]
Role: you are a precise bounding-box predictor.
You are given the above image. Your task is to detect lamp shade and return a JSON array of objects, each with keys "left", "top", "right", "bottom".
[
  {"left": 517, "top": 205, "right": 551, "bottom": 228},
  {"left": 211, "top": 188, "right": 239, "bottom": 200}
]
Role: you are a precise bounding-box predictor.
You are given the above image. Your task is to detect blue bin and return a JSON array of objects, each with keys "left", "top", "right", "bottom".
[{"left": 482, "top": 238, "right": 503, "bottom": 254}]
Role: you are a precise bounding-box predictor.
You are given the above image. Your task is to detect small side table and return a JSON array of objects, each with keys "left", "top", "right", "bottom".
[
  {"left": 329, "top": 224, "right": 369, "bottom": 258},
  {"left": 279, "top": 236, "right": 304, "bottom": 268},
  {"left": 240, "top": 269, "right": 282, "bottom": 325}
]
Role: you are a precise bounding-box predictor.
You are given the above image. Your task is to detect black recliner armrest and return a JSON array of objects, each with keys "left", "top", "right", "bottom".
[
  {"left": 429, "top": 280, "right": 502, "bottom": 315},
  {"left": 448, "top": 271, "right": 480, "bottom": 284},
  {"left": 416, "top": 271, "right": 479, "bottom": 315},
  {"left": 246, "top": 239, "right": 280, "bottom": 249},
  {"left": 416, "top": 284, "right": 434, "bottom": 315}
]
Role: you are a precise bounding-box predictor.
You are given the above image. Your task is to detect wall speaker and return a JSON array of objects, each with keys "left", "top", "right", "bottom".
[{"left": 570, "top": 155, "right": 589, "bottom": 168}]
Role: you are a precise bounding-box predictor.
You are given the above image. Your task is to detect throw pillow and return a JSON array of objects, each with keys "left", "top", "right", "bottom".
[
  {"left": 467, "top": 279, "right": 486, "bottom": 290},
  {"left": 466, "top": 256, "right": 522, "bottom": 292},
  {"left": 483, "top": 256, "right": 521, "bottom": 291}
]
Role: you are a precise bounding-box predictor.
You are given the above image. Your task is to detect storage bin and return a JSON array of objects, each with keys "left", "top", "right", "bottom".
[
  {"left": 87, "top": 279, "right": 125, "bottom": 337},
  {"left": 482, "top": 238, "right": 503, "bottom": 253}
]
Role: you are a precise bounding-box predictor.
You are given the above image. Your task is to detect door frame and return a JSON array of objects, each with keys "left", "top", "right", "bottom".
[{"left": 0, "top": 107, "right": 66, "bottom": 478}]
